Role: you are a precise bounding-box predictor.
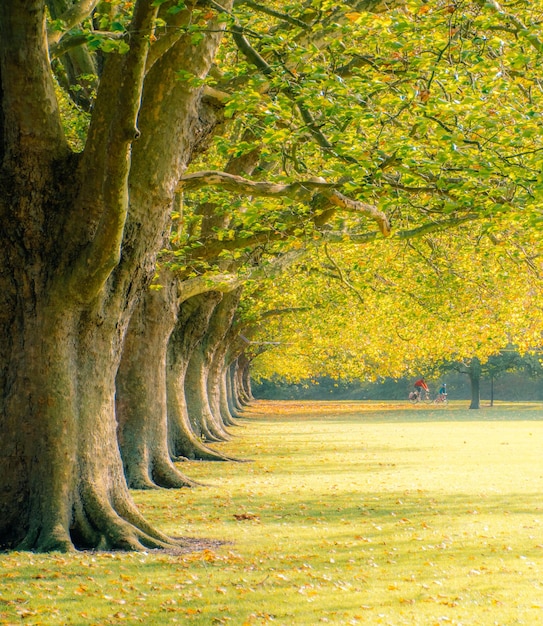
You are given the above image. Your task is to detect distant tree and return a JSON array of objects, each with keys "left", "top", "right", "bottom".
[{"left": 444, "top": 350, "right": 543, "bottom": 409}]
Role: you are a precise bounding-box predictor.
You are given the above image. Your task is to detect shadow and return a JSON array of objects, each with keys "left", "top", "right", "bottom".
[{"left": 242, "top": 400, "right": 543, "bottom": 424}]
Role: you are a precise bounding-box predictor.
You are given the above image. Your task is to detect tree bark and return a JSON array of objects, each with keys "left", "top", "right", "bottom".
[
  {"left": 116, "top": 271, "right": 196, "bottom": 489},
  {"left": 200, "top": 289, "right": 243, "bottom": 437},
  {"left": 213, "top": 331, "right": 241, "bottom": 428},
  {"left": 185, "top": 344, "right": 226, "bottom": 442},
  {"left": 233, "top": 355, "right": 252, "bottom": 407},
  {"left": 0, "top": 0, "right": 232, "bottom": 551},
  {"left": 219, "top": 328, "right": 251, "bottom": 424},
  {"left": 167, "top": 292, "right": 238, "bottom": 460},
  {"left": 238, "top": 352, "right": 254, "bottom": 403},
  {"left": 229, "top": 359, "right": 247, "bottom": 415},
  {"left": 184, "top": 290, "right": 244, "bottom": 443}
]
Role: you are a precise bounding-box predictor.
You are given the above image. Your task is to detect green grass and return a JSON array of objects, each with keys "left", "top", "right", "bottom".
[{"left": 2, "top": 400, "right": 543, "bottom": 625}]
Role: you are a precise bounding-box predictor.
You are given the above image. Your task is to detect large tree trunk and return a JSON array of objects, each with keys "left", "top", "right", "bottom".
[
  {"left": 199, "top": 289, "right": 243, "bottom": 437},
  {"left": 116, "top": 271, "right": 196, "bottom": 489},
  {"left": 228, "top": 359, "right": 246, "bottom": 416},
  {"left": 184, "top": 325, "right": 228, "bottom": 441},
  {"left": 167, "top": 292, "right": 237, "bottom": 460},
  {"left": 238, "top": 352, "right": 254, "bottom": 403},
  {"left": 0, "top": 0, "right": 231, "bottom": 551}
]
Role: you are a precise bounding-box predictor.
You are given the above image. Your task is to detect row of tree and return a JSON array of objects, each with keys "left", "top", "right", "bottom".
[{"left": 2, "top": 0, "right": 543, "bottom": 551}]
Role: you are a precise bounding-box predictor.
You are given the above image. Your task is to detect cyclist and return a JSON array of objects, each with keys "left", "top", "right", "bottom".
[
  {"left": 437, "top": 382, "right": 447, "bottom": 402},
  {"left": 413, "top": 377, "right": 429, "bottom": 400}
]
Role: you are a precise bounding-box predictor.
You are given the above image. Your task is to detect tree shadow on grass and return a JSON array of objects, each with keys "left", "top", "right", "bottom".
[{"left": 245, "top": 400, "right": 543, "bottom": 424}]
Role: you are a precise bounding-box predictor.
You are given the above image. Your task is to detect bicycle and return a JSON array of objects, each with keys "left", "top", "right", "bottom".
[
  {"left": 409, "top": 389, "right": 431, "bottom": 404},
  {"left": 433, "top": 392, "right": 448, "bottom": 405}
]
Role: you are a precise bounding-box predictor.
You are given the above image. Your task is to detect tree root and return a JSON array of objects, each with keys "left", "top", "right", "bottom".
[{"left": 152, "top": 460, "right": 201, "bottom": 488}]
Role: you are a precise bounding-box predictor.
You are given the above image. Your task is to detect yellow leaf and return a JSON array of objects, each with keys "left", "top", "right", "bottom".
[{"left": 345, "top": 12, "right": 361, "bottom": 22}]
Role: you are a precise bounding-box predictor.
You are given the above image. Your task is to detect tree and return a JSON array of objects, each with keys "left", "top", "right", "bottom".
[
  {"left": 116, "top": 270, "right": 201, "bottom": 489},
  {"left": 3, "top": 0, "right": 543, "bottom": 552},
  {"left": 444, "top": 350, "right": 543, "bottom": 408},
  {"left": 0, "top": 0, "right": 232, "bottom": 551},
  {"left": 181, "top": 0, "right": 543, "bottom": 400},
  {"left": 247, "top": 222, "right": 543, "bottom": 394}
]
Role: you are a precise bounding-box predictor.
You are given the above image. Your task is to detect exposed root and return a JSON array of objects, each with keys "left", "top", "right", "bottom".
[
  {"left": 152, "top": 460, "right": 201, "bottom": 488},
  {"left": 76, "top": 483, "right": 180, "bottom": 551},
  {"left": 127, "top": 476, "right": 161, "bottom": 490},
  {"left": 19, "top": 523, "right": 75, "bottom": 553}
]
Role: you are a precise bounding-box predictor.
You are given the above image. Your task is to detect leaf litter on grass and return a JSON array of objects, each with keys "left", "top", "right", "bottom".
[{"left": 2, "top": 400, "right": 543, "bottom": 625}]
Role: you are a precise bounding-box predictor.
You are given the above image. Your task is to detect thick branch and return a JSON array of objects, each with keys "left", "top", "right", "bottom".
[
  {"left": 235, "top": 1, "right": 309, "bottom": 30},
  {"left": 68, "top": 0, "right": 158, "bottom": 300},
  {"left": 0, "top": 1, "right": 67, "bottom": 163},
  {"left": 177, "top": 249, "right": 307, "bottom": 301},
  {"left": 145, "top": 6, "right": 192, "bottom": 72},
  {"left": 177, "top": 170, "right": 391, "bottom": 236},
  {"left": 181, "top": 206, "right": 480, "bottom": 269},
  {"left": 47, "top": 0, "right": 100, "bottom": 47},
  {"left": 178, "top": 273, "right": 242, "bottom": 302}
]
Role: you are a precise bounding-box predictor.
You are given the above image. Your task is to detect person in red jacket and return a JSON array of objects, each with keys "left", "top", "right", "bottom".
[{"left": 413, "top": 377, "right": 429, "bottom": 400}]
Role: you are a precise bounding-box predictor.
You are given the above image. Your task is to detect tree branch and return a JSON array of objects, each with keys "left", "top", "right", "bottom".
[
  {"left": 320, "top": 213, "right": 482, "bottom": 245},
  {"left": 177, "top": 170, "right": 391, "bottom": 236},
  {"left": 477, "top": 0, "right": 543, "bottom": 52},
  {"left": 324, "top": 243, "right": 365, "bottom": 304},
  {"left": 229, "top": 22, "right": 355, "bottom": 159},
  {"left": 47, "top": 0, "right": 101, "bottom": 47},
  {"left": 144, "top": 5, "right": 193, "bottom": 72},
  {"left": 177, "top": 248, "right": 307, "bottom": 302},
  {"left": 0, "top": 1, "right": 67, "bottom": 163},
  {"left": 235, "top": 0, "right": 309, "bottom": 30},
  {"left": 49, "top": 31, "right": 124, "bottom": 60},
  {"left": 68, "top": 0, "right": 159, "bottom": 301},
  {"left": 231, "top": 24, "right": 272, "bottom": 75}
]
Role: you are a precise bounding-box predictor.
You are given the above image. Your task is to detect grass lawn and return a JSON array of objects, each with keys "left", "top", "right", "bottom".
[{"left": 2, "top": 400, "right": 543, "bottom": 625}]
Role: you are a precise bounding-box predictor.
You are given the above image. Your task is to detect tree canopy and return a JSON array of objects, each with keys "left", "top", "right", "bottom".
[{"left": 246, "top": 220, "right": 543, "bottom": 384}]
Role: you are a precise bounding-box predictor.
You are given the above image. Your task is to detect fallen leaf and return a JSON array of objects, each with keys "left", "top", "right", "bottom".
[{"left": 233, "top": 512, "right": 260, "bottom": 521}]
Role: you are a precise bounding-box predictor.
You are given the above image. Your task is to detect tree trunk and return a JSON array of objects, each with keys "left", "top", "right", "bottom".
[
  {"left": 0, "top": 0, "right": 231, "bottom": 551},
  {"left": 469, "top": 357, "right": 482, "bottom": 410},
  {"left": 490, "top": 375, "right": 494, "bottom": 407},
  {"left": 185, "top": 345, "right": 227, "bottom": 442},
  {"left": 218, "top": 361, "right": 239, "bottom": 427},
  {"left": 167, "top": 292, "right": 237, "bottom": 460},
  {"left": 218, "top": 329, "right": 250, "bottom": 425},
  {"left": 214, "top": 329, "right": 242, "bottom": 427},
  {"left": 229, "top": 359, "right": 247, "bottom": 415},
  {"left": 116, "top": 271, "right": 196, "bottom": 489},
  {"left": 234, "top": 355, "right": 251, "bottom": 407},
  {"left": 238, "top": 352, "right": 254, "bottom": 403},
  {"left": 225, "top": 363, "right": 240, "bottom": 417},
  {"left": 199, "top": 289, "right": 243, "bottom": 437}
]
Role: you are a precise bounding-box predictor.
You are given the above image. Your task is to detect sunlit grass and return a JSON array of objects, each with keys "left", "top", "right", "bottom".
[{"left": 2, "top": 400, "right": 543, "bottom": 625}]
